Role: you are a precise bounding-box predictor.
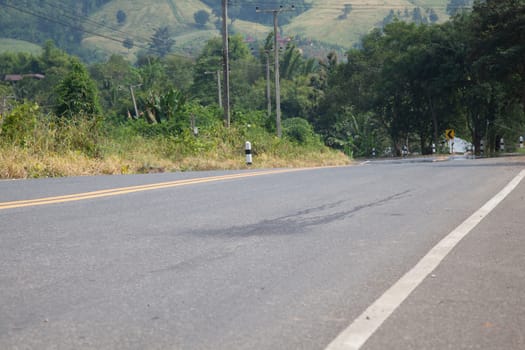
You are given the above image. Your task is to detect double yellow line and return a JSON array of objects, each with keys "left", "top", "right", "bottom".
[{"left": 0, "top": 168, "right": 305, "bottom": 210}]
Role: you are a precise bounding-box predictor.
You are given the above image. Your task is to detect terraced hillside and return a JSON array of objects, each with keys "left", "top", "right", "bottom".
[
  {"left": 0, "top": 0, "right": 438, "bottom": 60},
  {"left": 82, "top": 0, "right": 218, "bottom": 60},
  {"left": 0, "top": 39, "right": 42, "bottom": 55},
  {"left": 80, "top": 0, "right": 452, "bottom": 60},
  {"left": 286, "top": 0, "right": 450, "bottom": 47}
]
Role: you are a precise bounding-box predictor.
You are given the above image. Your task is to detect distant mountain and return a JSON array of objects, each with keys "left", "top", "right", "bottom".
[{"left": 0, "top": 0, "right": 468, "bottom": 61}]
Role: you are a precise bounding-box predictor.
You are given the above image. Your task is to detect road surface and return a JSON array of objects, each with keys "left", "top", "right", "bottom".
[{"left": 1, "top": 156, "right": 524, "bottom": 349}]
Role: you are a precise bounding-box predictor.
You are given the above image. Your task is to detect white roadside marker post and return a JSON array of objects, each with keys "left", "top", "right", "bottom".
[{"left": 245, "top": 141, "right": 252, "bottom": 165}]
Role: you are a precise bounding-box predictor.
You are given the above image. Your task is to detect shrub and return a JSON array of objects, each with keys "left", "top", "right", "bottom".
[
  {"left": 194, "top": 10, "right": 210, "bottom": 27},
  {"left": 116, "top": 10, "right": 127, "bottom": 24},
  {"left": 282, "top": 117, "right": 319, "bottom": 145},
  {"left": 55, "top": 60, "right": 101, "bottom": 118},
  {"left": 0, "top": 102, "right": 39, "bottom": 147}
]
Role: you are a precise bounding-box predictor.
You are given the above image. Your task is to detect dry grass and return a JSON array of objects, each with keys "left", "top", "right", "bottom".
[
  {"left": 0, "top": 141, "right": 350, "bottom": 179},
  {"left": 0, "top": 104, "right": 349, "bottom": 179}
]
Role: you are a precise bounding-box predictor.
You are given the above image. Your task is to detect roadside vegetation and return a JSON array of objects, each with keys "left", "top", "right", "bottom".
[
  {"left": 0, "top": 0, "right": 524, "bottom": 178},
  {"left": 0, "top": 100, "right": 347, "bottom": 178}
]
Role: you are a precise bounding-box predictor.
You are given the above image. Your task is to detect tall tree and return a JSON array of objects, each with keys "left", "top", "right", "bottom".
[
  {"left": 191, "top": 35, "right": 252, "bottom": 107},
  {"left": 89, "top": 54, "right": 141, "bottom": 114},
  {"left": 194, "top": 10, "right": 210, "bottom": 27},
  {"left": 446, "top": 0, "right": 473, "bottom": 16},
  {"left": 148, "top": 26, "right": 175, "bottom": 58},
  {"left": 469, "top": 0, "right": 525, "bottom": 113},
  {"left": 55, "top": 59, "right": 101, "bottom": 118}
]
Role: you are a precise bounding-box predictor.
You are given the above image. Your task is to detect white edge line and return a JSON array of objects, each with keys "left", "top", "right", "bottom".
[{"left": 325, "top": 169, "right": 525, "bottom": 350}]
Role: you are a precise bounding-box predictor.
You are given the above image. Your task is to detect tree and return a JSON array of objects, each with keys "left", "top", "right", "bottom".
[
  {"left": 446, "top": 0, "right": 472, "bottom": 16},
  {"left": 469, "top": 0, "right": 525, "bottom": 113},
  {"left": 193, "top": 10, "right": 210, "bottom": 27},
  {"left": 148, "top": 26, "right": 175, "bottom": 57},
  {"left": 429, "top": 9, "right": 439, "bottom": 23},
  {"left": 163, "top": 55, "right": 195, "bottom": 92},
  {"left": 452, "top": 0, "right": 525, "bottom": 153},
  {"left": 142, "top": 88, "right": 186, "bottom": 125},
  {"left": 123, "top": 38, "right": 134, "bottom": 50},
  {"left": 339, "top": 4, "right": 353, "bottom": 20},
  {"left": 191, "top": 35, "right": 252, "bottom": 106},
  {"left": 116, "top": 10, "right": 127, "bottom": 24},
  {"left": 55, "top": 60, "right": 101, "bottom": 118},
  {"left": 89, "top": 54, "right": 141, "bottom": 114},
  {"left": 412, "top": 7, "right": 428, "bottom": 24}
]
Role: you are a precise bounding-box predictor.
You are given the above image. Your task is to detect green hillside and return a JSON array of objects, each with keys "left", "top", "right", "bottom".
[
  {"left": 82, "top": 0, "right": 220, "bottom": 60},
  {"left": 0, "top": 0, "right": 454, "bottom": 61},
  {"left": 80, "top": 0, "right": 452, "bottom": 60},
  {"left": 286, "top": 0, "right": 450, "bottom": 47},
  {"left": 0, "top": 39, "right": 42, "bottom": 55}
]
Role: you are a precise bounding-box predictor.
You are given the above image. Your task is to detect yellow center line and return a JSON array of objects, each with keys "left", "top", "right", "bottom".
[{"left": 0, "top": 168, "right": 306, "bottom": 210}]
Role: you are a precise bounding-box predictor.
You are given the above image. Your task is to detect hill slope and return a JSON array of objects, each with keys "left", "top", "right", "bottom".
[
  {"left": 0, "top": 0, "right": 453, "bottom": 60},
  {"left": 0, "top": 39, "right": 42, "bottom": 55},
  {"left": 82, "top": 0, "right": 218, "bottom": 60},
  {"left": 80, "top": 0, "right": 451, "bottom": 60},
  {"left": 286, "top": 0, "right": 450, "bottom": 47}
]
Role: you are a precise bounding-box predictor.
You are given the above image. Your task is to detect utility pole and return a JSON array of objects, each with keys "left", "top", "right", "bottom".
[
  {"left": 221, "top": 0, "right": 231, "bottom": 127},
  {"left": 205, "top": 70, "right": 222, "bottom": 108},
  {"left": 264, "top": 50, "right": 272, "bottom": 119},
  {"left": 129, "top": 84, "right": 141, "bottom": 119},
  {"left": 256, "top": 5, "right": 295, "bottom": 138}
]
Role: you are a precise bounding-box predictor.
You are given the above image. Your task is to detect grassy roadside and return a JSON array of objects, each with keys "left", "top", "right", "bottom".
[
  {"left": 0, "top": 105, "right": 350, "bottom": 179},
  {"left": 0, "top": 142, "right": 349, "bottom": 179}
]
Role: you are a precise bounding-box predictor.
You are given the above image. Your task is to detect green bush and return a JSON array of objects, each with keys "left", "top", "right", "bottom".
[
  {"left": 0, "top": 102, "right": 39, "bottom": 147},
  {"left": 54, "top": 115, "right": 103, "bottom": 157},
  {"left": 232, "top": 109, "right": 269, "bottom": 129},
  {"left": 282, "top": 117, "right": 319, "bottom": 145}
]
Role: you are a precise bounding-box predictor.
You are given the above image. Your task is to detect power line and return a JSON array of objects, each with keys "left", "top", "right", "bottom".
[
  {"left": 1, "top": 3, "right": 131, "bottom": 46},
  {"left": 36, "top": 1, "right": 155, "bottom": 45},
  {"left": 0, "top": 2, "right": 194, "bottom": 59},
  {"left": 256, "top": 5, "right": 296, "bottom": 138},
  {"left": 0, "top": 0, "right": 473, "bottom": 62},
  {"left": 227, "top": 1, "right": 472, "bottom": 10}
]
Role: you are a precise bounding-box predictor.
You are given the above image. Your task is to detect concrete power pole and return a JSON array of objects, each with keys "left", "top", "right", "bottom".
[
  {"left": 221, "top": 0, "right": 231, "bottom": 127},
  {"left": 256, "top": 5, "right": 295, "bottom": 138},
  {"left": 129, "top": 84, "right": 141, "bottom": 118},
  {"left": 264, "top": 51, "right": 271, "bottom": 119},
  {"left": 205, "top": 70, "right": 222, "bottom": 108}
]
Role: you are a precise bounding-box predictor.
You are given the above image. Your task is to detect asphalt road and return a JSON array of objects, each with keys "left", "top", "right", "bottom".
[{"left": 1, "top": 157, "right": 524, "bottom": 349}]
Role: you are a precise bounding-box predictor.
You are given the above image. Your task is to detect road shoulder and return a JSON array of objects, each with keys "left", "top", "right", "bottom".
[{"left": 363, "top": 174, "right": 525, "bottom": 349}]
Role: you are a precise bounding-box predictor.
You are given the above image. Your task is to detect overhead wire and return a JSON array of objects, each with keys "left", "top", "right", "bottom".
[
  {"left": 226, "top": 0, "right": 473, "bottom": 11},
  {"left": 0, "top": 1, "right": 194, "bottom": 59},
  {"left": 0, "top": 0, "right": 473, "bottom": 61},
  {"left": 38, "top": 1, "right": 153, "bottom": 44}
]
